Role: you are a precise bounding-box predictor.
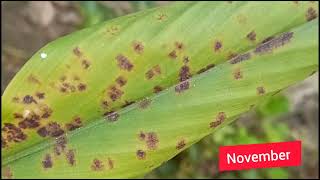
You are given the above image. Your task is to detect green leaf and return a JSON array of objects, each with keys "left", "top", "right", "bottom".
[{"left": 1, "top": 1, "right": 318, "bottom": 178}]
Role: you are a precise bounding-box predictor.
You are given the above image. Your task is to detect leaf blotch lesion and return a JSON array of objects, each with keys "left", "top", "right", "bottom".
[
  {"left": 229, "top": 53, "right": 251, "bottom": 64},
  {"left": 136, "top": 150, "right": 146, "bottom": 160},
  {"left": 116, "top": 54, "right": 134, "bottom": 71},
  {"left": 145, "top": 65, "right": 161, "bottom": 80},
  {"left": 254, "top": 32, "right": 294, "bottom": 54},
  {"left": 116, "top": 76, "right": 127, "bottom": 87},
  {"left": 210, "top": 112, "right": 226, "bottom": 128},
  {"left": 153, "top": 86, "right": 163, "bottom": 93},
  {"left": 2, "top": 123, "right": 27, "bottom": 148},
  {"left": 133, "top": 41, "right": 144, "bottom": 54},
  {"left": 213, "top": 41, "right": 223, "bottom": 52},
  {"left": 233, "top": 68, "right": 243, "bottom": 80},
  {"left": 246, "top": 31, "right": 256, "bottom": 41},
  {"left": 65, "top": 117, "right": 82, "bottom": 131},
  {"left": 176, "top": 139, "right": 186, "bottom": 150},
  {"left": 138, "top": 98, "right": 151, "bottom": 109},
  {"left": 257, "top": 86, "right": 266, "bottom": 95},
  {"left": 104, "top": 111, "right": 119, "bottom": 122},
  {"left": 91, "top": 158, "right": 104, "bottom": 171},
  {"left": 306, "top": 7, "right": 317, "bottom": 21},
  {"left": 42, "top": 154, "right": 53, "bottom": 169},
  {"left": 37, "top": 122, "right": 64, "bottom": 138},
  {"left": 66, "top": 149, "right": 76, "bottom": 166}
]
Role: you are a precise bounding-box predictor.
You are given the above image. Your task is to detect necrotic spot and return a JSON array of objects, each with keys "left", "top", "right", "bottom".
[
  {"left": 66, "top": 149, "right": 76, "bottom": 166},
  {"left": 214, "top": 41, "right": 222, "bottom": 52},
  {"left": 146, "top": 132, "right": 159, "bottom": 150},
  {"left": 179, "top": 65, "right": 191, "bottom": 82},
  {"left": 175, "top": 81, "right": 190, "bottom": 93},
  {"left": 73, "top": 47, "right": 82, "bottom": 57},
  {"left": 306, "top": 7, "right": 317, "bottom": 21},
  {"left": 233, "top": 68, "right": 243, "bottom": 80},
  {"left": 91, "top": 159, "right": 104, "bottom": 171},
  {"left": 136, "top": 150, "right": 146, "bottom": 160},
  {"left": 257, "top": 86, "right": 265, "bottom": 95},
  {"left": 254, "top": 32, "right": 294, "bottom": 54},
  {"left": 175, "top": 41, "right": 184, "bottom": 50},
  {"left": 210, "top": 112, "right": 226, "bottom": 128},
  {"left": 246, "top": 31, "right": 256, "bottom": 41},
  {"left": 168, "top": 50, "right": 177, "bottom": 59},
  {"left": 133, "top": 41, "right": 144, "bottom": 54},
  {"left": 42, "top": 154, "right": 53, "bottom": 169},
  {"left": 153, "top": 86, "right": 163, "bottom": 93},
  {"left": 176, "top": 139, "right": 186, "bottom": 150},
  {"left": 104, "top": 111, "right": 119, "bottom": 122},
  {"left": 2, "top": 123, "right": 27, "bottom": 143},
  {"left": 65, "top": 117, "right": 82, "bottom": 131},
  {"left": 82, "top": 60, "right": 91, "bottom": 69},
  {"left": 229, "top": 53, "right": 251, "bottom": 64},
  {"left": 77, "top": 83, "right": 87, "bottom": 91},
  {"left": 138, "top": 98, "right": 151, "bottom": 109},
  {"left": 23, "top": 95, "right": 36, "bottom": 104},
  {"left": 138, "top": 131, "right": 146, "bottom": 141},
  {"left": 35, "top": 92, "right": 45, "bottom": 99},
  {"left": 116, "top": 76, "right": 127, "bottom": 87},
  {"left": 108, "top": 86, "right": 124, "bottom": 101},
  {"left": 116, "top": 54, "right": 133, "bottom": 71},
  {"left": 108, "top": 158, "right": 114, "bottom": 170}
]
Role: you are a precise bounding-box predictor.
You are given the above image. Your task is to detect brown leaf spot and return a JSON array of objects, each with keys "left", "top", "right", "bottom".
[
  {"left": 175, "top": 41, "right": 184, "bottom": 50},
  {"left": 176, "top": 139, "right": 186, "bottom": 150},
  {"left": 38, "top": 122, "right": 64, "bottom": 138},
  {"left": 41, "top": 107, "right": 53, "bottom": 119},
  {"left": 229, "top": 53, "right": 251, "bottom": 64},
  {"left": 139, "top": 98, "right": 151, "bottom": 109},
  {"left": 175, "top": 81, "right": 190, "bottom": 93},
  {"left": 153, "top": 86, "right": 163, "bottom": 93},
  {"left": 77, "top": 83, "right": 87, "bottom": 91},
  {"left": 138, "top": 131, "right": 146, "bottom": 141},
  {"left": 23, "top": 95, "right": 36, "bottom": 104},
  {"left": 179, "top": 65, "right": 191, "bottom": 82},
  {"left": 66, "top": 149, "right": 76, "bottom": 166},
  {"left": 54, "top": 136, "right": 67, "bottom": 155},
  {"left": 101, "top": 100, "right": 109, "bottom": 108},
  {"left": 156, "top": 13, "right": 167, "bottom": 21},
  {"left": 108, "top": 86, "right": 124, "bottom": 101},
  {"left": 146, "top": 65, "right": 161, "bottom": 80},
  {"left": 28, "top": 74, "right": 41, "bottom": 85},
  {"left": 146, "top": 132, "right": 159, "bottom": 150},
  {"left": 306, "top": 7, "right": 317, "bottom": 21},
  {"left": 210, "top": 112, "right": 226, "bottom": 128},
  {"left": 116, "top": 54, "right": 133, "bottom": 71},
  {"left": 214, "top": 41, "right": 222, "bottom": 52},
  {"left": 42, "top": 154, "right": 53, "bottom": 169},
  {"left": 197, "top": 64, "right": 215, "bottom": 74},
  {"left": 254, "top": 32, "right": 294, "bottom": 54},
  {"left": 18, "top": 116, "right": 40, "bottom": 129},
  {"left": 168, "top": 50, "right": 177, "bottom": 59},
  {"left": 65, "top": 117, "right": 82, "bottom": 131},
  {"left": 116, "top": 76, "right": 127, "bottom": 87},
  {"left": 246, "top": 31, "right": 256, "bottom": 41},
  {"left": 133, "top": 41, "right": 144, "bottom": 54},
  {"left": 82, "top": 60, "right": 91, "bottom": 69},
  {"left": 35, "top": 92, "right": 45, "bottom": 99},
  {"left": 2, "top": 123, "right": 27, "bottom": 143},
  {"left": 233, "top": 68, "right": 243, "bottom": 80},
  {"left": 183, "top": 56, "right": 190, "bottom": 64},
  {"left": 73, "top": 47, "right": 82, "bottom": 57},
  {"left": 136, "top": 150, "right": 146, "bottom": 160},
  {"left": 91, "top": 158, "right": 104, "bottom": 171},
  {"left": 37, "top": 127, "right": 49, "bottom": 137},
  {"left": 107, "top": 158, "right": 114, "bottom": 170},
  {"left": 257, "top": 86, "right": 265, "bottom": 95},
  {"left": 104, "top": 111, "right": 119, "bottom": 122}
]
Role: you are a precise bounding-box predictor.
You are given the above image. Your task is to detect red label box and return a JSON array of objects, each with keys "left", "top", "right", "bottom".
[{"left": 219, "top": 141, "right": 301, "bottom": 171}]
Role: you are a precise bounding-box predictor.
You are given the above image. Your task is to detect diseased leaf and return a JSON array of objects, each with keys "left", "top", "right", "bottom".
[{"left": 1, "top": 1, "right": 318, "bottom": 178}]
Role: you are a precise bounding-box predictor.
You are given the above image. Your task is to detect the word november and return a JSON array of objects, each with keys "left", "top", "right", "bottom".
[{"left": 219, "top": 141, "right": 301, "bottom": 171}]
